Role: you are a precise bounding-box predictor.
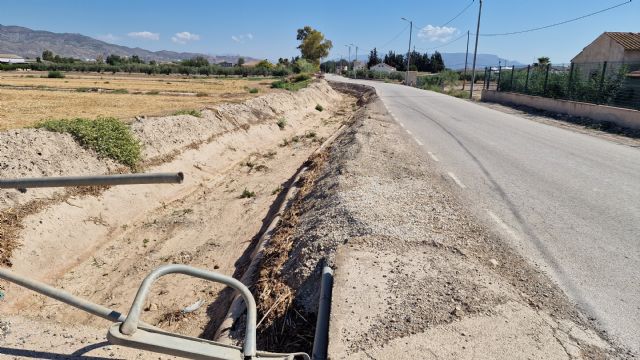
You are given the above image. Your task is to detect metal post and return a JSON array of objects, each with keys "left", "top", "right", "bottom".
[
  {"left": 568, "top": 62, "right": 575, "bottom": 98},
  {"left": 510, "top": 65, "right": 515, "bottom": 91},
  {"left": 462, "top": 30, "right": 470, "bottom": 90},
  {"left": 402, "top": 18, "right": 413, "bottom": 85},
  {"left": 483, "top": 67, "right": 488, "bottom": 89},
  {"left": 598, "top": 61, "right": 608, "bottom": 103},
  {"left": 487, "top": 66, "right": 492, "bottom": 89},
  {"left": 497, "top": 65, "right": 502, "bottom": 91},
  {"left": 543, "top": 63, "right": 550, "bottom": 94},
  {"left": 354, "top": 46, "right": 358, "bottom": 79},
  {"left": 469, "top": 0, "right": 483, "bottom": 99},
  {"left": 525, "top": 65, "right": 531, "bottom": 93}
]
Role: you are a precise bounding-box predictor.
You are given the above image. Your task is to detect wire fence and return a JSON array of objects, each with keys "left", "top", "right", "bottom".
[{"left": 487, "top": 61, "right": 640, "bottom": 111}]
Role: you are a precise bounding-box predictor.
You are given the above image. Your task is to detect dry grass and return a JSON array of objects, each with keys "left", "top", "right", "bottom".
[{"left": 0, "top": 71, "right": 275, "bottom": 130}]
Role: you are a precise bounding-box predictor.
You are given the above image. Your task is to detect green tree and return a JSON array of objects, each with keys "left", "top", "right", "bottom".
[
  {"left": 42, "top": 50, "right": 54, "bottom": 61},
  {"left": 255, "top": 59, "right": 273, "bottom": 69},
  {"left": 536, "top": 57, "right": 550, "bottom": 66},
  {"left": 430, "top": 51, "right": 445, "bottom": 73},
  {"left": 237, "top": 57, "right": 245, "bottom": 66},
  {"left": 296, "top": 26, "right": 333, "bottom": 65},
  {"left": 367, "top": 48, "right": 381, "bottom": 68}
]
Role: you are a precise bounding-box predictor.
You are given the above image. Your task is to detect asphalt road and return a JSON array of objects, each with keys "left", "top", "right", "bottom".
[{"left": 327, "top": 74, "right": 640, "bottom": 354}]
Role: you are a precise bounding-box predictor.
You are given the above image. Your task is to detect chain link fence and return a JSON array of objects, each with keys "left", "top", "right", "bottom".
[{"left": 488, "top": 61, "right": 640, "bottom": 111}]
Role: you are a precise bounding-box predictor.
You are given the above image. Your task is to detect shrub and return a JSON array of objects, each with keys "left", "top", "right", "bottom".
[
  {"left": 47, "top": 70, "right": 65, "bottom": 78},
  {"left": 35, "top": 117, "right": 141, "bottom": 167},
  {"left": 293, "top": 73, "right": 311, "bottom": 83},
  {"left": 240, "top": 188, "right": 256, "bottom": 199},
  {"left": 248, "top": 87, "right": 259, "bottom": 93},
  {"left": 196, "top": 92, "right": 208, "bottom": 97},
  {"left": 173, "top": 109, "right": 202, "bottom": 117},
  {"left": 277, "top": 118, "right": 287, "bottom": 129},
  {"left": 147, "top": 90, "right": 160, "bottom": 95},
  {"left": 112, "top": 89, "right": 129, "bottom": 94},
  {"left": 305, "top": 130, "right": 317, "bottom": 138},
  {"left": 315, "top": 104, "right": 324, "bottom": 112}
]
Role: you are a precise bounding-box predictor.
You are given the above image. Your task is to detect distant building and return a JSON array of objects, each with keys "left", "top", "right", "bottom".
[
  {"left": 217, "top": 61, "right": 234, "bottom": 68},
  {"left": 0, "top": 53, "right": 26, "bottom": 64},
  {"left": 572, "top": 32, "right": 640, "bottom": 64},
  {"left": 369, "top": 63, "right": 396, "bottom": 73},
  {"left": 353, "top": 61, "right": 365, "bottom": 71}
]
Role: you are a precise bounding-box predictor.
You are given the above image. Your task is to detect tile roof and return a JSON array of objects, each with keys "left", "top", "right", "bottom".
[{"left": 606, "top": 32, "right": 640, "bottom": 51}]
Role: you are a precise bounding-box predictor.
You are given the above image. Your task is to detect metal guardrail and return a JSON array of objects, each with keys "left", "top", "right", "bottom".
[{"left": 0, "top": 172, "right": 184, "bottom": 190}]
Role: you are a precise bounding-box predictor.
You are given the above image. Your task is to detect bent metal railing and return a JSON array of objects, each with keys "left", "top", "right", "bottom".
[{"left": 0, "top": 173, "right": 310, "bottom": 359}]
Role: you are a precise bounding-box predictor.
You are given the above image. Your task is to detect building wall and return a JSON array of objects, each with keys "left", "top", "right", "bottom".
[
  {"left": 481, "top": 90, "right": 640, "bottom": 129},
  {"left": 572, "top": 34, "right": 626, "bottom": 63},
  {"left": 0, "top": 58, "right": 26, "bottom": 64},
  {"left": 623, "top": 51, "right": 640, "bottom": 63},
  {"left": 370, "top": 65, "right": 395, "bottom": 73}
]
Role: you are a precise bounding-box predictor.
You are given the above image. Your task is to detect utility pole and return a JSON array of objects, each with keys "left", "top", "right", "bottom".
[
  {"left": 401, "top": 17, "right": 413, "bottom": 85},
  {"left": 355, "top": 45, "right": 358, "bottom": 78},
  {"left": 469, "top": 0, "right": 483, "bottom": 100},
  {"left": 344, "top": 44, "right": 352, "bottom": 73},
  {"left": 462, "top": 30, "right": 470, "bottom": 90}
]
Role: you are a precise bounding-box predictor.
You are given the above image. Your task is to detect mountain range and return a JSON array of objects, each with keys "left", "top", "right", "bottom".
[{"left": 0, "top": 24, "right": 255, "bottom": 63}]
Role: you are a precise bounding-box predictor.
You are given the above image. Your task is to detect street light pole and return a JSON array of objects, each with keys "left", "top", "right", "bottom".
[
  {"left": 469, "top": 0, "right": 483, "bottom": 99},
  {"left": 344, "top": 44, "right": 352, "bottom": 74},
  {"left": 462, "top": 30, "right": 470, "bottom": 90},
  {"left": 401, "top": 17, "right": 413, "bottom": 85}
]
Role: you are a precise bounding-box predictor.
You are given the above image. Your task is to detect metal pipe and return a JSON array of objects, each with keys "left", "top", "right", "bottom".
[
  {"left": 0, "top": 268, "right": 126, "bottom": 322},
  {"left": 120, "top": 264, "right": 257, "bottom": 358},
  {"left": 312, "top": 265, "right": 334, "bottom": 360},
  {"left": 0, "top": 172, "right": 184, "bottom": 190}
]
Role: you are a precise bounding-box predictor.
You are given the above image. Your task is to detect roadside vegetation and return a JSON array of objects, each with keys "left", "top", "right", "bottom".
[
  {"left": 35, "top": 117, "right": 142, "bottom": 167},
  {"left": 173, "top": 109, "right": 202, "bottom": 117}
]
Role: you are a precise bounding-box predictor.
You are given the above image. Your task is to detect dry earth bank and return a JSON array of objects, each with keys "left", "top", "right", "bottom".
[{"left": 0, "top": 80, "right": 353, "bottom": 358}]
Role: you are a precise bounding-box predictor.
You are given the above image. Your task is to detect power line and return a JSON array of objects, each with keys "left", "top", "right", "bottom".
[
  {"left": 441, "top": 0, "right": 475, "bottom": 27},
  {"left": 378, "top": 24, "right": 409, "bottom": 51},
  {"left": 478, "top": 0, "right": 632, "bottom": 37}
]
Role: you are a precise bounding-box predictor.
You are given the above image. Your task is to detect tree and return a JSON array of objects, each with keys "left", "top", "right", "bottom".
[
  {"left": 430, "top": 51, "right": 445, "bottom": 73},
  {"left": 367, "top": 48, "right": 381, "bottom": 68},
  {"left": 42, "top": 50, "right": 54, "bottom": 61},
  {"left": 255, "top": 59, "right": 273, "bottom": 69},
  {"left": 182, "top": 56, "right": 209, "bottom": 67},
  {"left": 237, "top": 57, "right": 245, "bottom": 66},
  {"left": 95, "top": 54, "right": 104, "bottom": 64},
  {"left": 535, "top": 56, "right": 550, "bottom": 70},
  {"left": 296, "top": 26, "right": 333, "bottom": 65}
]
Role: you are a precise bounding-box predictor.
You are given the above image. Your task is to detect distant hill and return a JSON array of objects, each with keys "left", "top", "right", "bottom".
[
  {"left": 441, "top": 53, "right": 525, "bottom": 70},
  {"left": 0, "top": 24, "right": 256, "bottom": 63},
  {"left": 349, "top": 52, "right": 525, "bottom": 70}
]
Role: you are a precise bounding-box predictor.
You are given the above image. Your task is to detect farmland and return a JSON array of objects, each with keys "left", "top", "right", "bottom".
[{"left": 0, "top": 71, "right": 275, "bottom": 130}]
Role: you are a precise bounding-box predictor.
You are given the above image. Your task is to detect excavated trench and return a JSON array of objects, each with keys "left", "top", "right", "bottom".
[{"left": 0, "top": 80, "right": 359, "bottom": 358}]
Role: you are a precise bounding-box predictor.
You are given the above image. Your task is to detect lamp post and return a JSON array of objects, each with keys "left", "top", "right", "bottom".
[
  {"left": 344, "top": 44, "right": 353, "bottom": 74},
  {"left": 401, "top": 17, "right": 413, "bottom": 85},
  {"left": 469, "top": 0, "right": 483, "bottom": 99}
]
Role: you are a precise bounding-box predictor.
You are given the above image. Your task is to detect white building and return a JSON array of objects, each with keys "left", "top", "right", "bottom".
[
  {"left": 369, "top": 63, "right": 396, "bottom": 73},
  {"left": 353, "top": 61, "right": 365, "bottom": 71},
  {"left": 0, "top": 54, "right": 26, "bottom": 64}
]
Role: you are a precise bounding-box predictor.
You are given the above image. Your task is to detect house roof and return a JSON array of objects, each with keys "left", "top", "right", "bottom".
[{"left": 605, "top": 32, "right": 640, "bottom": 51}]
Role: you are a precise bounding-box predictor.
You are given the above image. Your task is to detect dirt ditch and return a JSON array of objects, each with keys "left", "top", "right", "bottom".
[{"left": 0, "top": 80, "right": 356, "bottom": 358}]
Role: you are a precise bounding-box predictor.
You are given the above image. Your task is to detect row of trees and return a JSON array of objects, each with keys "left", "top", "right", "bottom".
[{"left": 369, "top": 48, "right": 445, "bottom": 73}]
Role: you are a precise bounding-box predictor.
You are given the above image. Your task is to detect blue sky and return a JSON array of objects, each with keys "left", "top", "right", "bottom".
[{"left": 1, "top": 0, "right": 638, "bottom": 64}]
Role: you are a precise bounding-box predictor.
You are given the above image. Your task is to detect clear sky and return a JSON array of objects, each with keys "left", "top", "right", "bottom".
[{"left": 1, "top": 0, "right": 638, "bottom": 64}]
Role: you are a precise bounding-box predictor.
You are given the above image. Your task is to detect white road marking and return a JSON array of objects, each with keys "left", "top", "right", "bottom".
[
  {"left": 486, "top": 210, "right": 522, "bottom": 241},
  {"left": 447, "top": 172, "right": 466, "bottom": 189},
  {"left": 428, "top": 152, "right": 440, "bottom": 162},
  {"left": 414, "top": 138, "right": 423, "bottom": 146}
]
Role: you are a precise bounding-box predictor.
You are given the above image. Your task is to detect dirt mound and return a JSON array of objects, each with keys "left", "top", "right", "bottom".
[
  {"left": 132, "top": 81, "right": 342, "bottom": 160},
  {"left": 0, "top": 129, "right": 118, "bottom": 212},
  {"left": 250, "top": 84, "right": 620, "bottom": 358}
]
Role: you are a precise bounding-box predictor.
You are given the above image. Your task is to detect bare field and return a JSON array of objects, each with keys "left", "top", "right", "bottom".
[{"left": 0, "top": 71, "right": 275, "bottom": 130}]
